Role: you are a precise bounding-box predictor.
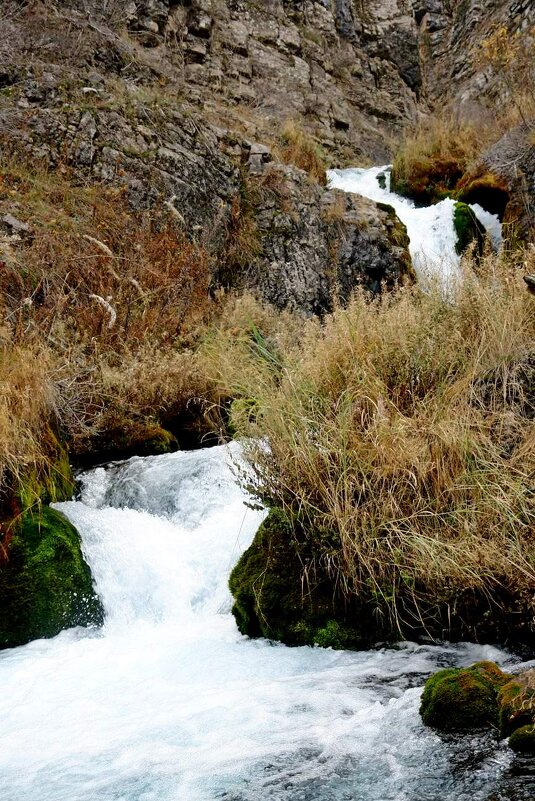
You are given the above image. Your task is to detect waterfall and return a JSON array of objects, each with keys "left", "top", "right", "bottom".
[
  {"left": 0, "top": 442, "right": 525, "bottom": 801},
  {"left": 327, "top": 167, "right": 502, "bottom": 283}
]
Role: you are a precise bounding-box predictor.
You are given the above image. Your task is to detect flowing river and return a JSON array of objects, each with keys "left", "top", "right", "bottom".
[
  {"left": 0, "top": 172, "right": 527, "bottom": 801},
  {"left": 0, "top": 443, "right": 532, "bottom": 801}
]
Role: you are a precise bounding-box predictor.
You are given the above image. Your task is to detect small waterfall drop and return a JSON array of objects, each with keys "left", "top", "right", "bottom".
[
  {"left": 0, "top": 442, "right": 529, "bottom": 801},
  {"left": 327, "top": 167, "right": 502, "bottom": 282}
]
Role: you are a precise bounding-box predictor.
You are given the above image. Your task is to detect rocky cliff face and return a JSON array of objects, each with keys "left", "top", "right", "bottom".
[
  {"left": 414, "top": 0, "right": 535, "bottom": 119},
  {"left": 127, "top": 0, "right": 421, "bottom": 163},
  {"left": 0, "top": 0, "right": 418, "bottom": 314}
]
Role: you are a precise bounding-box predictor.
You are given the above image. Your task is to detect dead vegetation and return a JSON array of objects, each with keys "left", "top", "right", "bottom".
[{"left": 203, "top": 252, "right": 535, "bottom": 631}]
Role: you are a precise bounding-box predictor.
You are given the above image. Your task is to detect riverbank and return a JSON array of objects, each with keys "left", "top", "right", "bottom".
[
  {"left": 208, "top": 256, "right": 535, "bottom": 647},
  {"left": 1, "top": 442, "right": 532, "bottom": 800}
]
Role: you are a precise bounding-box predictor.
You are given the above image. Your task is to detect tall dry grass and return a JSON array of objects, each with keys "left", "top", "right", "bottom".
[
  {"left": 274, "top": 120, "right": 328, "bottom": 185},
  {"left": 0, "top": 155, "right": 219, "bottom": 482},
  {"left": 203, "top": 253, "right": 535, "bottom": 627},
  {"left": 391, "top": 115, "right": 485, "bottom": 203}
]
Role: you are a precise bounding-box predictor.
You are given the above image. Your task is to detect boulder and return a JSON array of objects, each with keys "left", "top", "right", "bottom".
[
  {"left": 0, "top": 507, "right": 104, "bottom": 649},
  {"left": 420, "top": 661, "right": 511, "bottom": 731},
  {"left": 229, "top": 507, "right": 365, "bottom": 648},
  {"left": 238, "top": 163, "right": 414, "bottom": 315}
]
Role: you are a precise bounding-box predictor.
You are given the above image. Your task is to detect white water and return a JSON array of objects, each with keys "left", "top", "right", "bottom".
[
  {"left": 327, "top": 167, "right": 502, "bottom": 283},
  {"left": 0, "top": 444, "right": 529, "bottom": 800}
]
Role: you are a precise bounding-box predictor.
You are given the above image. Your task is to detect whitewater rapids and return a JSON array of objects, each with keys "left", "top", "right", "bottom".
[
  {"left": 327, "top": 167, "right": 502, "bottom": 283},
  {"left": 0, "top": 442, "right": 529, "bottom": 800}
]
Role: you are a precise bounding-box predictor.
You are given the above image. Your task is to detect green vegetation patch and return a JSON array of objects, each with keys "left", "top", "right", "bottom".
[
  {"left": 0, "top": 506, "right": 104, "bottom": 649},
  {"left": 229, "top": 508, "right": 364, "bottom": 648},
  {"left": 508, "top": 724, "right": 535, "bottom": 753},
  {"left": 420, "top": 661, "right": 511, "bottom": 731},
  {"left": 498, "top": 673, "right": 535, "bottom": 737},
  {"left": 453, "top": 202, "right": 486, "bottom": 256}
]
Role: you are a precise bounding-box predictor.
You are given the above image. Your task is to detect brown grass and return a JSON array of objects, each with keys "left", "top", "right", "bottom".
[
  {"left": 391, "top": 115, "right": 485, "bottom": 203},
  {"left": 274, "top": 120, "right": 327, "bottom": 185},
  {"left": 204, "top": 253, "right": 535, "bottom": 627},
  {"left": 0, "top": 154, "right": 219, "bottom": 477}
]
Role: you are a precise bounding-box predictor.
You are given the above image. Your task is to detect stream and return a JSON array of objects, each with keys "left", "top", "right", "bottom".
[
  {"left": 0, "top": 172, "right": 528, "bottom": 801},
  {"left": 327, "top": 166, "right": 502, "bottom": 282},
  {"left": 0, "top": 443, "right": 532, "bottom": 801}
]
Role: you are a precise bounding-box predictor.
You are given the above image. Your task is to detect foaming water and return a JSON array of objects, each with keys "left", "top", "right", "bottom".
[
  {"left": 327, "top": 167, "right": 502, "bottom": 284},
  {"left": 0, "top": 443, "right": 528, "bottom": 800}
]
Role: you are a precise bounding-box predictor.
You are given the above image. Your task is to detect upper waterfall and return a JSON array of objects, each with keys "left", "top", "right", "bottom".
[{"left": 328, "top": 167, "right": 502, "bottom": 283}]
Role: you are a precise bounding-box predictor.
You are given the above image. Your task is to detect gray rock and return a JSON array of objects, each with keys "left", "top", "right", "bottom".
[{"left": 239, "top": 164, "right": 414, "bottom": 315}]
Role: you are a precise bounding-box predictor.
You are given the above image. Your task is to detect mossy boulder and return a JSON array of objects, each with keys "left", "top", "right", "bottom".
[
  {"left": 229, "top": 508, "right": 364, "bottom": 648},
  {"left": 391, "top": 155, "right": 463, "bottom": 206},
  {"left": 498, "top": 671, "right": 535, "bottom": 738},
  {"left": 0, "top": 506, "right": 104, "bottom": 649},
  {"left": 453, "top": 202, "right": 486, "bottom": 256},
  {"left": 82, "top": 422, "right": 178, "bottom": 465},
  {"left": 420, "top": 661, "right": 511, "bottom": 731},
  {"left": 509, "top": 724, "right": 535, "bottom": 754}
]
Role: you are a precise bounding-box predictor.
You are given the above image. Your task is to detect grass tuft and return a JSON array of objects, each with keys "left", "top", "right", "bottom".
[{"left": 205, "top": 253, "right": 535, "bottom": 632}]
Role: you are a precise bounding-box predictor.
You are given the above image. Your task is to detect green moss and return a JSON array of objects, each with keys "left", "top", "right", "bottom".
[
  {"left": 453, "top": 202, "right": 486, "bottom": 256},
  {"left": 229, "top": 508, "right": 363, "bottom": 648},
  {"left": 90, "top": 423, "right": 178, "bottom": 463},
  {"left": 420, "top": 661, "right": 511, "bottom": 732},
  {"left": 0, "top": 506, "right": 104, "bottom": 649},
  {"left": 508, "top": 724, "right": 535, "bottom": 753},
  {"left": 498, "top": 675, "right": 535, "bottom": 737}
]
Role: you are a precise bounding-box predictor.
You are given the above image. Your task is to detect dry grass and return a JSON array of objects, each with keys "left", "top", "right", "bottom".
[
  {"left": 391, "top": 115, "right": 485, "bottom": 203},
  {"left": 204, "top": 253, "right": 535, "bottom": 627},
  {"left": 0, "top": 154, "right": 220, "bottom": 479},
  {"left": 274, "top": 120, "right": 327, "bottom": 185},
  {"left": 0, "top": 342, "right": 57, "bottom": 502}
]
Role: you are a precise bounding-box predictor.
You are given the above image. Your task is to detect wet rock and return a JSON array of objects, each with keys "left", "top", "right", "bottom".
[
  {"left": 0, "top": 507, "right": 104, "bottom": 649},
  {"left": 229, "top": 507, "right": 366, "bottom": 648},
  {"left": 240, "top": 163, "right": 414, "bottom": 315},
  {"left": 420, "top": 662, "right": 512, "bottom": 731}
]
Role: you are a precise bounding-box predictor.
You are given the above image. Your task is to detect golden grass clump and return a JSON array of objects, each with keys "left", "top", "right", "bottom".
[
  {"left": 204, "top": 254, "right": 535, "bottom": 626},
  {"left": 0, "top": 343, "right": 58, "bottom": 500},
  {"left": 391, "top": 115, "right": 484, "bottom": 204},
  {"left": 275, "top": 120, "right": 328, "bottom": 185}
]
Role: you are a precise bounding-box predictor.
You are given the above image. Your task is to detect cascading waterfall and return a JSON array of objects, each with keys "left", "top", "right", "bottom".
[
  {"left": 327, "top": 167, "right": 503, "bottom": 282},
  {"left": 0, "top": 442, "right": 531, "bottom": 801}
]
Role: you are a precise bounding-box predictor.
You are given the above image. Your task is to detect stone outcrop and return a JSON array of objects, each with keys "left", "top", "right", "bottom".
[
  {"left": 0, "top": 0, "right": 416, "bottom": 314},
  {"left": 413, "top": 0, "right": 535, "bottom": 120},
  {"left": 238, "top": 162, "right": 413, "bottom": 314},
  {"left": 126, "top": 0, "right": 421, "bottom": 162}
]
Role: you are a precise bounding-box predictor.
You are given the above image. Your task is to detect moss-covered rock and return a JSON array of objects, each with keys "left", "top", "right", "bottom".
[
  {"left": 83, "top": 422, "right": 178, "bottom": 464},
  {"left": 498, "top": 671, "right": 535, "bottom": 738},
  {"left": 509, "top": 724, "right": 535, "bottom": 754},
  {"left": 453, "top": 201, "right": 486, "bottom": 256},
  {"left": 391, "top": 155, "right": 463, "bottom": 206},
  {"left": 420, "top": 661, "right": 511, "bottom": 732},
  {"left": 229, "top": 508, "right": 364, "bottom": 648},
  {"left": 0, "top": 506, "right": 104, "bottom": 649}
]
